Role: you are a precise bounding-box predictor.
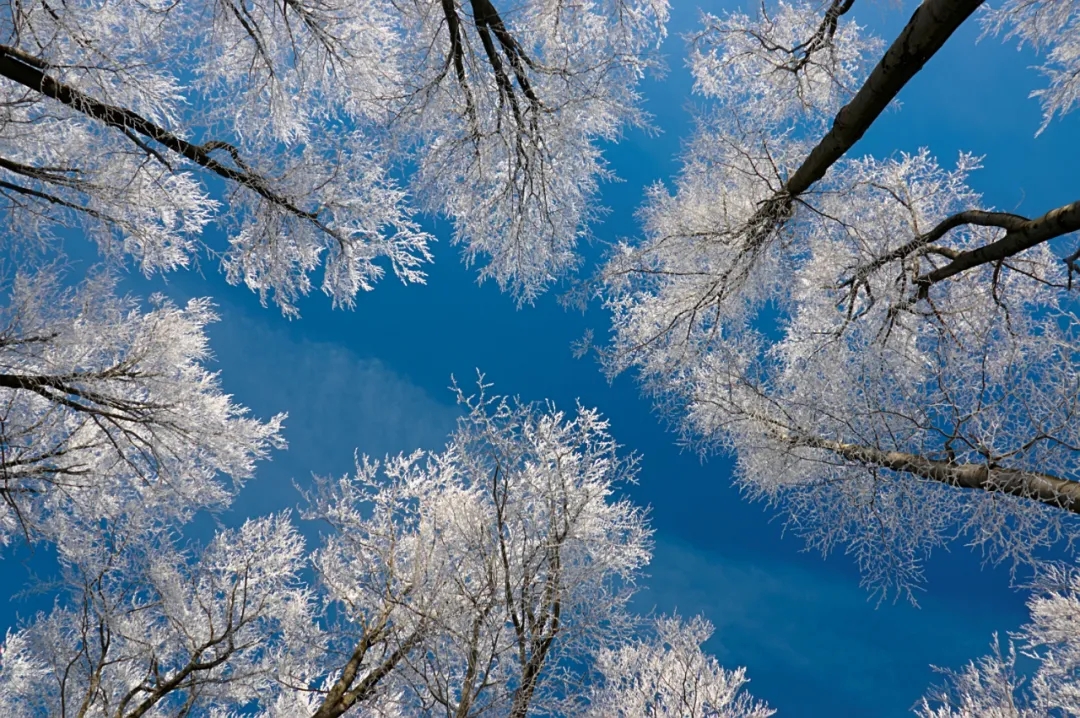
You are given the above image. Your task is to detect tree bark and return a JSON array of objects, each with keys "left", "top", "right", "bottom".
[
  {"left": 309, "top": 631, "right": 422, "bottom": 718},
  {"left": 0, "top": 44, "right": 336, "bottom": 237},
  {"left": 739, "top": 0, "right": 984, "bottom": 261},
  {"left": 917, "top": 199, "right": 1080, "bottom": 290},
  {"left": 783, "top": 0, "right": 984, "bottom": 198},
  {"left": 794, "top": 434, "right": 1080, "bottom": 514}
]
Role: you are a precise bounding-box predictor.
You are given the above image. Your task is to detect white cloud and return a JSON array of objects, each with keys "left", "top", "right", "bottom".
[{"left": 200, "top": 302, "right": 461, "bottom": 518}]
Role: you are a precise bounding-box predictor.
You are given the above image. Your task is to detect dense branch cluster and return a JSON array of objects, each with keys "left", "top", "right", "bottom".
[
  {"left": 585, "top": 615, "right": 774, "bottom": 718},
  {"left": 0, "top": 268, "right": 285, "bottom": 550},
  {"left": 0, "top": 0, "right": 667, "bottom": 311},
  {"left": 0, "top": 386, "right": 769, "bottom": 718},
  {"left": 600, "top": 0, "right": 1080, "bottom": 597}
]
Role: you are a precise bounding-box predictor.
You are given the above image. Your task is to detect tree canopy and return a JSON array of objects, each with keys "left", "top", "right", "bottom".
[
  {"left": 0, "top": 0, "right": 667, "bottom": 311},
  {"left": 2, "top": 0, "right": 1080, "bottom": 714},
  {"left": 0, "top": 268, "right": 284, "bottom": 551},
  {"left": 600, "top": 0, "right": 1080, "bottom": 597},
  {"left": 0, "top": 389, "right": 770, "bottom": 717}
]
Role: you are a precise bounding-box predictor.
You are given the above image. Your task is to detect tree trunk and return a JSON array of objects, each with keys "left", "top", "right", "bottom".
[
  {"left": 795, "top": 435, "right": 1080, "bottom": 514},
  {"left": 784, "top": 0, "right": 984, "bottom": 198}
]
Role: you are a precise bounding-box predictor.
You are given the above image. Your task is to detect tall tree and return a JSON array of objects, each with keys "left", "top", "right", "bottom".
[
  {"left": 0, "top": 0, "right": 667, "bottom": 312},
  {"left": 0, "top": 512, "right": 315, "bottom": 718},
  {"left": 599, "top": 0, "right": 1080, "bottom": 596},
  {"left": 0, "top": 388, "right": 769, "bottom": 717},
  {"left": 296, "top": 387, "right": 654, "bottom": 717},
  {"left": 0, "top": 267, "right": 284, "bottom": 551}
]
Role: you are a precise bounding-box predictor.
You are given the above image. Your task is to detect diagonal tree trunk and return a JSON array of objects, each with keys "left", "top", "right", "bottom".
[
  {"left": 791, "top": 434, "right": 1080, "bottom": 514},
  {"left": 0, "top": 44, "right": 337, "bottom": 240},
  {"left": 746, "top": 0, "right": 985, "bottom": 242},
  {"left": 784, "top": 0, "right": 984, "bottom": 197}
]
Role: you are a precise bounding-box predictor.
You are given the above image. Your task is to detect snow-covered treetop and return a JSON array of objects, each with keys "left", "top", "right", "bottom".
[
  {"left": 0, "top": 383, "right": 769, "bottom": 717},
  {"left": 586, "top": 615, "right": 774, "bottom": 718},
  {"left": 919, "top": 562, "right": 1080, "bottom": 717},
  {"left": 600, "top": 0, "right": 1080, "bottom": 597},
  {"left": 0, "top": 267, "right": 284, "bottom": 552},
  {"left": 0, "top": 0, "right": 668, "bottom": 312},
  {"left": 300, "top": 384, "right": 654, "bottom": 716}
]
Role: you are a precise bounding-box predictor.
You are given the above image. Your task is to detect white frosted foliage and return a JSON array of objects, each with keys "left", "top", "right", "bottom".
[
  {"left": 601, "top": 0, "right": 1080, "bottom": 598},
  {"left": 919, "top": 563, "right": 1080, "bottom": 717},
  {"left": 0, "top": 0, "right": 669, "bottom": 309},
  {"left": 0, "top": 269, "right": 285, "bottom": 550},
  {"left": 983, "top": 0, "right": 1080, "bottom": 132},
  {"left": 586, "top": 615, "right": 773, "bottom": 718},
  {"left": 0, "top": 514, "right": 314, "bottom": 717}
]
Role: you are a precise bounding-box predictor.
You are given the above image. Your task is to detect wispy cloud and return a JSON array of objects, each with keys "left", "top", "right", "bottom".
[{"left": 201, "top": 301, "right": 461, "bottom": 518}]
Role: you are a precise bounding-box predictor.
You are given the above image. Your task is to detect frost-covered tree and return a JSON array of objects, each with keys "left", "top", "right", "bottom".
[
  {"left": 585, "top": 615, "right": 773, "bottom": 718},
  {"left": 0, "top": 512, "right": 315, "bottom": 718},
  {"left": 0, "top": 0, "right": 667, "bottom": 311},
  {"left": 0, "top": 387, "right": 769, "bottom": 717},
  {"left": 294, "top": 387, "right": 654, "bottom": 717},
  {"left": 918, "top": 563, "right": 1080, "bottom": 717},
  {"left": 600, "top": 0, "right": 1080, "bottom": 595},
  {"left": 0, "top": 267, "right": 284, "bottom": 550}
]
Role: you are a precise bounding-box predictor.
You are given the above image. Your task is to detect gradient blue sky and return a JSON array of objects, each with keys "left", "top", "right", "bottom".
[{"left": 4, "top": 3, "right": 1079, "bottom": 716}]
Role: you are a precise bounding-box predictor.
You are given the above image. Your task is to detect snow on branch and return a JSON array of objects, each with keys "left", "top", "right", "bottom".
[
  {"left": 0, "top": 268, "right": 285, "bottom": 550},
  {"left": 600, "top": 0, "right": 1080, "bottom": 598}
]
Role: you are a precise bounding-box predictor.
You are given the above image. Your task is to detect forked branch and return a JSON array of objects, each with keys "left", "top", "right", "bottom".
[{"left": 742, "top": 0, "right": 984, "bottom": 244}]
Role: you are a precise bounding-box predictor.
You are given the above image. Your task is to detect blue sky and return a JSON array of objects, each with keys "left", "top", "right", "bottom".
[{"left": 3, "top": 2, "right": 1079, "bottom": 716}]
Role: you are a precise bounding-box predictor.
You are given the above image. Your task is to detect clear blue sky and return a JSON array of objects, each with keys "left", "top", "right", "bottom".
[{"left": 4, "top": 3, "right": 1079, "bottom": 716}]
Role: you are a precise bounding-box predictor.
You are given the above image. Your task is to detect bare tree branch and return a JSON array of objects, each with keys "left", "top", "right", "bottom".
[{"left": 915, "top": 199, "right": 1080, "bottom": 292}]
